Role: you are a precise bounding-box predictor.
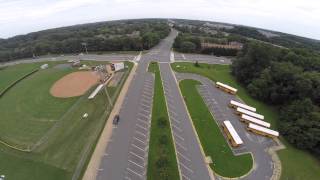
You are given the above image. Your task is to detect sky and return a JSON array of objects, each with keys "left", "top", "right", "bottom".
[{"left": 0, "top": 0, "right": 320, "bottom": 40}]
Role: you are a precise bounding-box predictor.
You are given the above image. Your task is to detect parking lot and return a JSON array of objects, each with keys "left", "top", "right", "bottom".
[
  {"left": 175, "top": 73, "right": 279, "bottom": 180},
  {"left": 124, "top": 75, "right": 154, "bottom": 180},
  {"left": 174, "top": 52, "right": 232, "bottom": 65}
]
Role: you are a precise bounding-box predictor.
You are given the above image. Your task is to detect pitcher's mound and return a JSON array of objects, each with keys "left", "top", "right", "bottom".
[{"left": 50, "top": 71, "right": 100, "bottom": 98}]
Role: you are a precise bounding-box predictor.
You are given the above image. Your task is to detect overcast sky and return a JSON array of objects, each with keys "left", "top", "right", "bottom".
[{"left": 0, "top": 0, "right": 320, "bottom": 40}]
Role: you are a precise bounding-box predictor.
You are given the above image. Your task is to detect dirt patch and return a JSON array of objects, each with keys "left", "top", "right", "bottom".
[{"left": 50, "top": 71, "right": 100, "bottom": 98}]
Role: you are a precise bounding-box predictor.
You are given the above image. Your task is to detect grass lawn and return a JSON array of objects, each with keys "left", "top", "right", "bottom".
[
  {"left": 172, "top": 62, "right": 320, "bottom": 180},
  {"left": 147, "top": 62, "right": 180, "bottom": 180},
  {"left": 179, "top": 79, "right": 252, "bottom": 177},
  {"left": 0, "top": 61, "right": 133, "bottom": 180}
]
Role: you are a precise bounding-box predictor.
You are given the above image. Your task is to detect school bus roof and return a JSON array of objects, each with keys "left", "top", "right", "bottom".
[
  {"left": 248, "top": 123, "right": 279, "bottom": 137},
  {"left": 223, "top": 120, "right": 243, "bottom": 145},
  {"left": 230, "top": 100, "right": 256, "bottom": 112},
  {"left": 241, "top": 114, "right": 270, "bottom": 128},
  {"left": 236, "top": 107, "right": 264, "bottom": 120},
  {"left": 216, "top": 82, "right": 238, "bottom": 93}
]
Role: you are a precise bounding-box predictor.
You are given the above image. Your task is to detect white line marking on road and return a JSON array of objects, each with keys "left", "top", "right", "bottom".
[
  {"left": 181, "top": 173, "right": 191, "bottom": 180},
  {"left": 134, "top": 137, "right": 147, "bottom": 145},
  {"left": 179, "top": 162, "right": 194, "bottom": 173},
  {"left": 126, "top": 168, "right": 143, "bottom": 177},
  {"left": 130, "top": 151, "right": 145, "bottom": 161},
  {"left": 177, "top": 151, "right": 191, "bottom": 162},
  {"left": 175, "top": 141, "right": 187, "bottom": 151},
  {"left": 173, "top": 132, "right": 184, "bottom": 141},
  {"left": 135, "top": 131, "right": 146, "bottom": 137},
  {"left": 132, "top": 144, "right": 146, "bottom": 152},
  {"left": 129, "top": 160, "right": 144, "bottom": 169},
  {"left": 137, "top": 124, "right": 148, "bottom": 131}
]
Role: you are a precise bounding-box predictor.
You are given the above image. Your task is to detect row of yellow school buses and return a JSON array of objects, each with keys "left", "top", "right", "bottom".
[{"left": 216, "top": 82, "right": 279, "bottom": 148}]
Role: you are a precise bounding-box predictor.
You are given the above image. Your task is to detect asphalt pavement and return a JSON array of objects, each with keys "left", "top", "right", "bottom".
[{"left": 175, "top": 73, "right": 279, "bottom": 180}]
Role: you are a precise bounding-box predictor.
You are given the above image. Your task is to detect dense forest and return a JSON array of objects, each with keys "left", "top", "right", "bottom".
[
  {"left": 232, "top": 42, "right": 320, "bottom": 156},
  {"left": 0, "top": 19, "right": 170, "bottom": 62}
]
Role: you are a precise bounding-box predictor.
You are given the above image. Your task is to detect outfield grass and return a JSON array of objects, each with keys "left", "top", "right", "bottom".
[
  {"left": 179, "top": 79, "right": 252, "bottom": 177},
  {"left": 0, "top": 61, "right": 133, "bottom": 180},
  {"left": 147, "top": 62, "right": 180, "bottom": 180},
  {"left": 172, "top": 62, "right": 320, "bottom": 180}
]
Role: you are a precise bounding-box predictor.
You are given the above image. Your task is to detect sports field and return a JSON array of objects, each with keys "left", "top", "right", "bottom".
[
  {"left": 171, "top": 62, "right": 320, "bottom": 180},
  {"left": 0, "top": 60, "right": 133, "bottom": 180}
]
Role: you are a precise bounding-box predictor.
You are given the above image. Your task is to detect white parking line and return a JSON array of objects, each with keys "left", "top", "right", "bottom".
[
  {"left": 140, "top": 103, "right": 151, "bottom": 109},
  {"left": 130, "top": 151, "right": 145, "bottom": 161},
  {"left": 181, "top": 173, "right": 191, "bottom": 180},
  {"left": 137, "top": 118, "right": 150, "bottom": 125},
  {"left": 172, "top": 123, "right": 182, "bottom": 132},
  {"left": 126, "top": 168, "right": 143, "bottom": 177},
  {"left": 132, "top": 144, "right": 146, "bottom": 152},
  {"left": 135, "top": 131, "right": 147, "bottom": 137},
  {"left": 129, "top": 160, "right": 144, "bottom": 169},
  {"left": 179, "top": 162, "right": 194, "bottom": 173},
  {"left": 134, "top": 137, "right": 147, "bottom": 145},
  {"left": 173, "top": 132, "right": 184, "bottom": 141},
  {"left": 137, "top": 123, "right": 148, "bottom": 130},
  {"left": 175, "top": 141, "right": 187, "bottom": 151},
  {"left": 177, "top": 151, "right": 191, "bottom": 162}
]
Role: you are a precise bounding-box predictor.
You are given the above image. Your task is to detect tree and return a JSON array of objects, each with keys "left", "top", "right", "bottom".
[{"left": 180, "top": 41, "right": 196, "bottom": 53}]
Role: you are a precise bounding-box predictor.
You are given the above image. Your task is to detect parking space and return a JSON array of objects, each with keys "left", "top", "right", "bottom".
[
  {"left": 162, "top": 79, "right": 195, "bottom": 180},
  {"left": 124, "top": 76, "right": 154, "bottom": 180}
]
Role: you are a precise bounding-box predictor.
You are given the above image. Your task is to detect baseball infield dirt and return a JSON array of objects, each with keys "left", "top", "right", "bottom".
[{"left": 50, "top": 71, "right": 100, "bottom": 98}]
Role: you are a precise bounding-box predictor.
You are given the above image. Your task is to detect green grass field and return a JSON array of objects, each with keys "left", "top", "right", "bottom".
[
  {"left": 147, "top": 62, "right": 180, "bottom": 180},
  {"left": 0, "top": 61, "right": 133, "bottom": 180},
  {"left": 179, "top": 79, "right": 252, "bottom": 177},
  {"left": 172, "top": 62, "right": 320, "bottom": 180}
]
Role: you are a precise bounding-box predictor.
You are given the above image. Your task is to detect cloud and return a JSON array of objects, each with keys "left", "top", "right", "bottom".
[{"left": 0, "top": 0, "right": 320, "bottom": 39}]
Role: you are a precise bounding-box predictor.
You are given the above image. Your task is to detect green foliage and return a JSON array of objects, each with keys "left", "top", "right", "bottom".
[
  {"left": 0, "top": 19, "right": 170, "bottom": 62},
  {"left": 232, "top": 41, "right": 320, "bottom": 157},
  {"left": 147, "top": 62, "right": 179, "bottom": 180}
]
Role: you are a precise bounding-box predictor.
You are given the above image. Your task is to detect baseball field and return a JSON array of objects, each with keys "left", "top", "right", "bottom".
[{"left": 0, "top": 60, "right": 133, "bottom": 180}]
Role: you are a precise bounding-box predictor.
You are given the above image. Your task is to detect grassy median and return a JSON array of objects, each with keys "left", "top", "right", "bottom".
[
  {"left": 147, "top": 62, "right": 180, "bottom": 180},
  {"left": 172, "top": 62, "right": 320, "bottom": 180},
  {"left": 180, "top": 79, "right": 252, "bottom": 177}
]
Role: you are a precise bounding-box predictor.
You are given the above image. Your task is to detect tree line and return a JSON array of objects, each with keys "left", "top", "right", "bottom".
[
  {"left": 232, "top": 42, "right": 320, "bottom": 156},
  {"left": 0, "top": 19, "right": 170, "bottom": 62},
  {"left": 173, "top": 31, "right": 243, "bottom": 56}
]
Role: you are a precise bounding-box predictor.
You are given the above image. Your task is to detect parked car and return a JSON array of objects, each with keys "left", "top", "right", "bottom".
[{"left": 113, "top": 114, "right": 120, "bottom": 125}]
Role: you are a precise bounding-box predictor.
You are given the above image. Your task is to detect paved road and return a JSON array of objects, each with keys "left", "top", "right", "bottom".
[
  {"left": 174, "top": 52, "right": 232, "bottom": 65},
  {"left": 175, "top": 73, "right": 278, "bottom": 180},
  {"left": 0, "top": 53, "right": 136, "bottom": 67},
  {"left": 160, "top": 63, "right": 212, "bottom": 180},
  {"left": 97, "top": 29, "right": 212, "bottom": 180}
]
